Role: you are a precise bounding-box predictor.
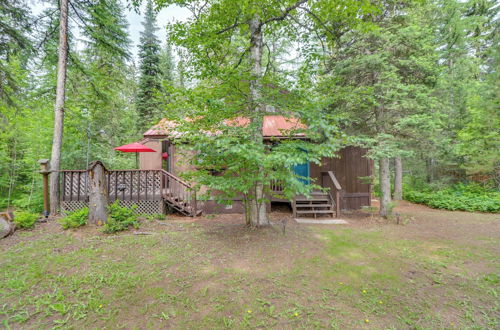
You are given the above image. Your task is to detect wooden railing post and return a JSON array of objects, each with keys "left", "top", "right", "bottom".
[
  {"left": 38, "top": 159, "right": 51, "bottom": 218},
  {"left": 88, "top": 161, "right": 108, "bottom": 225},
  {"left": 336, "top": 190, "right": 340, "bottom": 218},
  {"left": 326, "top": 171, "right": 342, "bottom": 218}
]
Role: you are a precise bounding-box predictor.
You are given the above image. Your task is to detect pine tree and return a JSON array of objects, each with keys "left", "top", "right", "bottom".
[
  {"left": 136, "top": 0, "right": 163, "bottom": 129},
  {"left": 0, "top": 0, "right": 33, "bottom": 104},
  {"left": 433, "top": 0, "right": 499, "bottom": 180},
  {"left": 320, "top": 1, "right": 439, "bottom": 217},
  {"left": 74, "top": 0, "right": 137, "bottom": 166},
  {"left": 159, "top": 42, "right": 175, "bottom": 87}
]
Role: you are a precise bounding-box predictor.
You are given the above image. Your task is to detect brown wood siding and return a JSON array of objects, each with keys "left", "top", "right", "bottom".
[
  {"left": 311, "top": 146, "right": 372, "bottom": 210},
  {"left": 142, "top": 138, "right": 373, "bottom": 212}
]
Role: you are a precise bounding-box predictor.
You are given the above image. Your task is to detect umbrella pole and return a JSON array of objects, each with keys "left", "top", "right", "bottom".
[{"left": 136, "top": 152, "right": 138, "bottom": 169}]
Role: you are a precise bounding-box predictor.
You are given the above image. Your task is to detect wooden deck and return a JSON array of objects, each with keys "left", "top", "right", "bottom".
[{"left": 59, "top": 169, "right": 199, "bottom": 216}]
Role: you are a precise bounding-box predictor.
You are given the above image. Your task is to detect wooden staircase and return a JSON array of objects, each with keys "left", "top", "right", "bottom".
[
  {"left": 160, "top": 170, "right": 201, "bottom": 216},
  {"left": 293, "top": 192, "right": 337, "bottom": 219}
]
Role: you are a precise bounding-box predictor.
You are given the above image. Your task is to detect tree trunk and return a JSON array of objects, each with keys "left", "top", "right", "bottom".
[
  {"left": 88, "top": 162, "right": 108, "bottom": 224},
  {"left": 379, "top": 158, "right": 391, "bottom": 218},
  {"left": 247, "top": 14, "right": 269, "bottom": 227},
  {"left": 426, "top": 158, "right": 435, "bottom": 183},
  {"left": 393, "top": 156, "right": 403, "bottom": 200},
  {"left": 49, "top": 0, "right": 69, "bottom": 216}
]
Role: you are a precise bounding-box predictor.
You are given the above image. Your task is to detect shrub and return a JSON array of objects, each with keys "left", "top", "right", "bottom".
[
  {"left": 13, "top": 211, "right": 39, "bottom": 229},
  {"left": 103, "top": 201, "right": 139, "bottom": 234},
  {"left": 11, "top": 192, "right": 44, "bottom": 213},
  {"left": 404, "top": 183, "right": 500, "bottom": 213},
  {"left": 59, "top": 208, "right": 88, "bottom": 229}
]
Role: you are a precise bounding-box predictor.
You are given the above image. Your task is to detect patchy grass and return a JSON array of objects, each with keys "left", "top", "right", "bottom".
[{"left": 1, "top": 204, "right": 499, "bottom": 329}]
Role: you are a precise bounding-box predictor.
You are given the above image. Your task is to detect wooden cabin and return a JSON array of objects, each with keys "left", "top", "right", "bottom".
[{"left": 138, "top": 116, "right": 373, "bottom": 217}]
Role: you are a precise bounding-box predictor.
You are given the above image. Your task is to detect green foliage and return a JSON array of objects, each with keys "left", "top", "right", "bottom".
[
  {"left": 13, "top": 211, "right": 38, "bottom": 229},
  {"left": 59, "top": 208, "right": 89, "bottom": 230},
  {"left": 404, "top": 183, "right": 500, "bottom": 213},
  {"left": 150, "top": 0, "right": 375, "bottom": 220},
  {"left": 1, "top": 0, "right": 140, "bottom": 212},
  {"left": 136, "top": 0, "right": 164, "bottom": 129},
  {"left": 102, "top": 201, "right": 139, "bottom": 233}
]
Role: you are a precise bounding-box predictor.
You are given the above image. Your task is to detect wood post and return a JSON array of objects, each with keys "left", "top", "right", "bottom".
[
  {"left": 88, "top": 161, "right": 108, "bottom": 225},
  {"left": 38, "top": 159, "right": 50, "bottom": 218},
  {"left": 336, "top": 191, "right": 340, "bottom": 218}
]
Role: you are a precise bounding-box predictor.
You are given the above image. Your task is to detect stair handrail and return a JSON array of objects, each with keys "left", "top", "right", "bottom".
[
  {"left": 327, "top": 171, "right": 342, "bottom": 217},
  {"left": 159, "top": 169, "right": 197, "bottom": 216},
  {"left": 159, "top": 169, "right": 192, "bottom": 188}
]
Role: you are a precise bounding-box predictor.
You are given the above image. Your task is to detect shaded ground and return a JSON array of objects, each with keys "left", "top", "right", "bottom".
[{"left": 1, "top": 201, "right": 498, "bottom": 329}]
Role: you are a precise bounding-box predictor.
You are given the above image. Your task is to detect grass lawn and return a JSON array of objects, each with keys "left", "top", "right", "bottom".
[{"left": 1, "top": 201, "right": 498, "bottom": 329}]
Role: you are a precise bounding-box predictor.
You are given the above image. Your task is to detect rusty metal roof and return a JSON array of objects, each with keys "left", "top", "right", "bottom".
[{"left": 143, "top": 115, "right": 306, "bottom": 138}]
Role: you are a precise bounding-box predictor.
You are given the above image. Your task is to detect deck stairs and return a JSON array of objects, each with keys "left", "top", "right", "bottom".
[
  {"left": 160, "top": 170, "right": 201, "bottom": 217},
  {"left": 293, "top": 191, "right": 336, "bottom": 219},
  {"left": 162, "top": 188, "right": 201, "bottom": 216}
]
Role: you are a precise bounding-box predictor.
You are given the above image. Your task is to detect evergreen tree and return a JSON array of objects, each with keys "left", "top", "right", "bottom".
[
  {"left": 74, "top": 0, "right": 138, "bottom": 166},
  {"left": 159, "top": 42, "right": 175, "bottom": 87},
  {"left": 136, "top": 0, "right": 163, "bottom": 129},
  {"left": 432, "top": 0, "right": 499, "bottom": 181},
  {"left": 0, "top": 0, "right": 33, "bottom": 104},
  {"left": 319, "top": 1, "right": 439, "bottom": 217}
]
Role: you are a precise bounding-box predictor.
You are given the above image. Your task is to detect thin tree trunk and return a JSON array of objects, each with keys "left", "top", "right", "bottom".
[
  {"left": 379, "top": 158, "right": 391, "bottom": 218},
  {"left": 393, "top": 156, "right": 403, "bottom": 200},
  {"left": 426, "top": 157, "right": 435, "bottom": 183},
  {"left": 49, "top": 0, "right": 69, "bottom": 216},
  {"left": 28, "top": 163, "right": 37, "bottom": 209},
  {"left": 248, "top": 14, "right": 269, "bottom": 227},
  {"left": 6, "top": 139, "right": 17, "bottom": 210}
]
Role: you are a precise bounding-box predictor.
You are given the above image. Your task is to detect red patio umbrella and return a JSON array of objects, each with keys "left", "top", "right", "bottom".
[{"left": 114, "top": 142, "right": 156, "bottom": 168}]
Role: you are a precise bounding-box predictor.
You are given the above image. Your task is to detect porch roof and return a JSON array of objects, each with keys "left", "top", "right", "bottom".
[{"left": 143, "top": 115, "right": 307, "bottom": 138}]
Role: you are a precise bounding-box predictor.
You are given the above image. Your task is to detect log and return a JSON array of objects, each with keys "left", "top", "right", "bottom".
[
  {"left": 88, "top": 161, "right": 108, "bottom": 225},
  {"left": 0, "top": 213, "right": 15, "bottom": 238}
]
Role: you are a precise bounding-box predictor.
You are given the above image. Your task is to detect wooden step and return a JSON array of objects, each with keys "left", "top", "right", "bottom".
[
  {"left": 295, "top": 198, "right": 329, "bottom": 203},
  {"left": 295, "top": 204, "right": 332, "bottom": 208},
  {"left": 296, "top": 210, "right": 335, "bottom": 214}
]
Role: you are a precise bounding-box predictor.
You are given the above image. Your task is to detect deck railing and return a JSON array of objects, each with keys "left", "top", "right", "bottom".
[
  {"left": 58, "top": 169, "right": 196, "bottom": 215},
  {"left": 107, "top": 170, "right": 162, "bottom": 202},
  {"left": 326, "top": 171, "right": 342, "bottom": 217},
  {"left": 270, "top": 179, "right": 285, "bottom": 195},
  {"left": 60, "top": 170, "right": 88, "bottom": 202}
]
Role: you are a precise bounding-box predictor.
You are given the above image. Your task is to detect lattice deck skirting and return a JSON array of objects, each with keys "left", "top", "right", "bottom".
[
  {"left": 61, "top": 200, "right": 164, "bottom": 215},
  {"left": 61, "top": 201, "right": 88, "bottom": 214}
]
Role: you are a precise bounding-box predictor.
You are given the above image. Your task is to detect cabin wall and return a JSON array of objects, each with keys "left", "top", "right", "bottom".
[
  {"left": 170, "top": 145, "right": 196, "bottom": 177},
  {"left": 141, "top": 139, "right": 373, "bottom": 213},
  {"left": 139, "top": 140, "right": 162, "bottom": 170},
  {"left": 310, "top": 146, "right": 373, "bottom": 210}
]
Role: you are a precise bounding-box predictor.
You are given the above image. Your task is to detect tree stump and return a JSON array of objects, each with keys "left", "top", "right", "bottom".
[
  {"left": 88, "top": 161, "right": 108, "bottom": 225},
  {"left": 0, "top": 212, "right": 15, "bottom": 238}
]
